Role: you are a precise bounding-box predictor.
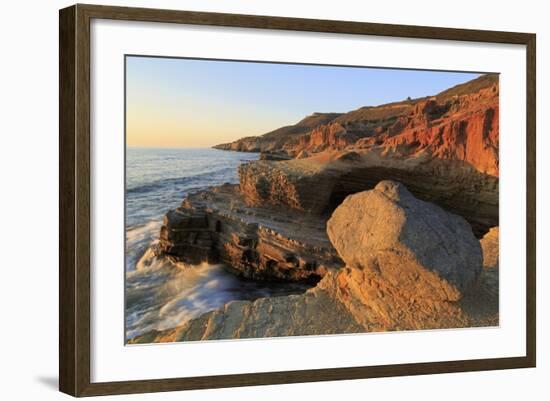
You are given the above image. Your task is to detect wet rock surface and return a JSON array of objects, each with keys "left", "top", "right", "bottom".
[{"left": 131, "top": 289, "right": 364, "bottom": 343}]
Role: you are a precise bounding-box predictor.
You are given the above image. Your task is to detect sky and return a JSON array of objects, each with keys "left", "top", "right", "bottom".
[{"left": 126, "top": 56, "right": 481, "bottom": 148}]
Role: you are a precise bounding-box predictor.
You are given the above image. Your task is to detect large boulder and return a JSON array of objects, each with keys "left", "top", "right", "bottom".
[{"left": 327, "top": 180, "right": 482, "bottom": 301}]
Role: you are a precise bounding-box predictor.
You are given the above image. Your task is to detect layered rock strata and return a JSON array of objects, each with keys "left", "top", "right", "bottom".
[
  {"left": 132, "top": 182, "right": 497, "bottom": 343},
  {"left": 216, "top": 74, "right": 499, "bottom": 236},
  {"left": 238, "top": 152, "right": 498, "bottom": 236},
  {"left": 215, "top": 74, "right": 499, "bottom": 177},
  {"left": 154, "top": 183, "right": 342, "bottom": 283}
]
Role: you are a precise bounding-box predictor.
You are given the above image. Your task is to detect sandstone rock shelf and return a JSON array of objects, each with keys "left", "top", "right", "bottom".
[
  {"left": 238, "top": 152, "right": 498, "bottom": 236},
  {"left": 131, "top": 182, "right": 498, "bottom": 343},
  {"left": 154, "top": 183, "right": 343, "bottom": 283}
]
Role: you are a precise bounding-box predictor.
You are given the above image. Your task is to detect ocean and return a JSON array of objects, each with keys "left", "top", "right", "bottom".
[
  {"left": 125, "top": 147, "right": 260, "bottom": 272},
  {"left": 125, "top": 148, "right": 310, "bottom": 341}
]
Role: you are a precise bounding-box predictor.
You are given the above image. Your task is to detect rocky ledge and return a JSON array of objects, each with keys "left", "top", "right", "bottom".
[
  {"left": 238, "top": 151, "right": 498, "bottom": 237},
  {"left": 131, "top": 181, "right": 498, "bottom": 343},
  {"left": 152, "top": 183, "right": 342, "bottom": 283}
]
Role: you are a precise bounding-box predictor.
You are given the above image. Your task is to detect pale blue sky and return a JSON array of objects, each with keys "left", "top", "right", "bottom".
[{"left": 126, "top": 56, "right": 480, "bottom": 147}]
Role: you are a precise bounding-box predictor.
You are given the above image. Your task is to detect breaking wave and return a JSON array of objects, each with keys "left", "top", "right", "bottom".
[
  {"left": 124, "top": 148, "right": 311, "bottom": 341},
  {"left": 125, "top": 252, "right": 310, "bottom": 340}
]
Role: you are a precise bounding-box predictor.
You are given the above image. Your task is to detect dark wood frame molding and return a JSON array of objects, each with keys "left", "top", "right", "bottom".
[{"left": 59, "top": 3, "right": 536, "bottom": 397}]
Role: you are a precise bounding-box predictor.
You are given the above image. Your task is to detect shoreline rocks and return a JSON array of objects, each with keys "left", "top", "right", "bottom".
[
  {"left": 131, "top": 184, "right": 496, "bottom": 343},
  {"left": 154, "top": 183, "right": 342, "bottom": 283}
]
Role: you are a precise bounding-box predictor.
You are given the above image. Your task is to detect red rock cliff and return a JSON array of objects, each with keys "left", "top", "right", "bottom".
[
  {"left": 297, "top": 123, "right": 359, "bottom": 153},
  {"left": 294, "top": 78, "right": 499, "bottom": 176},
  {"left": 216, "top": 74, "right": 499, "bottom": 177},
  {"left": 377, "top": 83, "right": 499, "bottom": 176}
]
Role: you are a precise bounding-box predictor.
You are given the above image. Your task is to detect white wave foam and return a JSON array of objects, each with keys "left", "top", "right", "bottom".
[
  {"left": 126, "top": 258, "right": 242, "bottom": 338},
  {"left": 125, "top": 220, "right": 162, "bottom": 272},
  {"left": 126, "top": 220, "right": 161, "bottom": 245},
  {"left": 125, "top": 254, "right": 312, "bottom": 340}
]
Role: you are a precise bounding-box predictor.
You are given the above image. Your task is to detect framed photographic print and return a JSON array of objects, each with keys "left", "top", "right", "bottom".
[{"left": 59, "top": 4, "right": 536, "bottom": 397}]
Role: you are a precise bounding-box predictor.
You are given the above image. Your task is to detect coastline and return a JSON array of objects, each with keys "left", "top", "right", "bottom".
[
  {"left": 127, "top": 74, "right": 500, "bottom": 343},
  {"left": 130, "top": 178, "right": 499, "bottom": 343}
]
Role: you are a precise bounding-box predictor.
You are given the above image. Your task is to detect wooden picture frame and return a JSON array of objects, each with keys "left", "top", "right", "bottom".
[{"left": 59, "top": 3, "right": 536, "bottom": 397}]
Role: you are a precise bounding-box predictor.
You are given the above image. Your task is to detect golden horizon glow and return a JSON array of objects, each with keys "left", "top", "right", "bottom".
[
  {"left": 126, "top": 76, "right": 298, "bottom": 148},
  {"left": 126, "top": 56, "right": 482, "bottom": 148},
  {"left": 126, "top": 108, "right": 291, "bottom": 148}
]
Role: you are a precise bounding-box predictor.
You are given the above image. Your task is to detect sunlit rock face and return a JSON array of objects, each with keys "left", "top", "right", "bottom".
[
  {"left": 132, "top": 183, "right": 495, "bottom": 343},
  {"left": 327, "top": 180, "right": 482, "bottom": 301},
  {"left": 155, "top": 183, "right": 342, "bottom": 283},
  {"left": 233, "top": 75, "right": 499, "bottom": 236},
  {"left": 216, "top": 75, "right": 499, "bottom": 176}
]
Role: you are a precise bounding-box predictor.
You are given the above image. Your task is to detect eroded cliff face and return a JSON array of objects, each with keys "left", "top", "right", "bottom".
[
  {"left": 131, "top": 183, "right": 498, "bottom": 343},
  {"left": 228, "top": 75, "right": 499, "bottom": 236},
  {"left": 377, "top": 86, "right": 499, "bottom": 177},
  {"left": 238, "top": 152, "right": 498, "bottom": 236},
  {"left": 215, "top": 74, "right": 499, "bottom": 178},
  {"left": 286, "top": 80, "right": 498, "bottom": 175}
]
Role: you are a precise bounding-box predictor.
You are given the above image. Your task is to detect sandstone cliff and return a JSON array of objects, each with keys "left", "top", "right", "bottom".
[
  {"left": 214, "top": 74, "right": 499, "bottom": 177},
  {"left": 213, "top": 112, "right": 342, "bottom": 152}
]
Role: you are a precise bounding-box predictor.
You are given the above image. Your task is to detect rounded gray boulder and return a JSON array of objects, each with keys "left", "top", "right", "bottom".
[{"left": 327, "top": 180, "right": 482, "bottom": 301}]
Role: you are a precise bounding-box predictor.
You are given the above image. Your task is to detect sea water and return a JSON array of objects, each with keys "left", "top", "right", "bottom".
[
  {"left": 125, "top": 148, "right": 310, "bottom": 340},
  {"left": 126, "top": 147, "right": 259, "bottom": 272}
]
